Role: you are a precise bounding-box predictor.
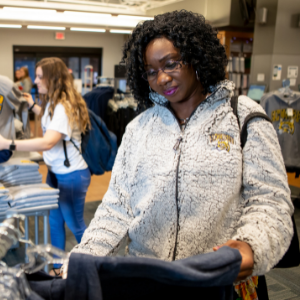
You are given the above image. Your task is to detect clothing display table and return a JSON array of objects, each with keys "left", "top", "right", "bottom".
[
  {"left": 11, "top": 151, "right": 43, "bottom": 163},
  {"left": 0, "top": 204, "right": 58, "bottom": 272}
]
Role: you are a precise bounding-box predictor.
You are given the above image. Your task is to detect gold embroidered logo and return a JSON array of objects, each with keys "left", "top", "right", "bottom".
[
  {"left": 210, "top": 134, "right": 234, "bottom": 152},
  {"left": 0, "top": 95, "right": 4, "bottom": 114},
  {"left": 271, "top": 109, "right": 298, "bottom": 135}
]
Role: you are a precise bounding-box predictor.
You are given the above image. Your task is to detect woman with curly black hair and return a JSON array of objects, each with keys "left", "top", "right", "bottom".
[{"left": 68, "top": 10, "right": 293, "bottom": 292}]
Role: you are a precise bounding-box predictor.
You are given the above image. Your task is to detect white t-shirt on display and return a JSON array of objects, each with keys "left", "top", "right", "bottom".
[{"left": 41, "top": 102, "right": 88, "bottom": 174}]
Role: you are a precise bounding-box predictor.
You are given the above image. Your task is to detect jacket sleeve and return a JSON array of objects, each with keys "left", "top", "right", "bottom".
[
  {"left": 70, "top": 125, "right": 135, "bottom": 257},
  {"left": 232, "top": 115, "right": 294, "bottom": 275}
]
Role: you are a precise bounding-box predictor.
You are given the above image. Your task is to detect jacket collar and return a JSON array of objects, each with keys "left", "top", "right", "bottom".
[{"left": 149, "top": 80, "right": 235, "bottom": 109}]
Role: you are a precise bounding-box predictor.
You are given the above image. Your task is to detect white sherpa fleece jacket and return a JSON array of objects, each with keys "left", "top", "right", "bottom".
[{"left": 72, "top": 80, "right": 293, "bottom": 276}]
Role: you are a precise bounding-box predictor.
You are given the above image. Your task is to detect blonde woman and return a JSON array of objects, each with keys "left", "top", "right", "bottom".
[{"left": 0, "top": 57, "right": 91, "bottom": 274}]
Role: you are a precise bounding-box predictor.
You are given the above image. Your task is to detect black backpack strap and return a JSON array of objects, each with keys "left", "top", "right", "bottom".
[
  {"left": 63, "top": 140, "right": 70, "bottom": 168},
  {"left": 231, "top": 96, "right": 272, "bottom": 148},
  {"left": 240, "top": 112, "right": 272, "bottom": 149},
  {"left": 63, "top": 139, "right": 82, "bottom": 168},
  {"left": 230, "top": 95, "right": 240, "bottom": 128},
  {"left": 69, "top": 138, "right": 82, "bottom": 154}
]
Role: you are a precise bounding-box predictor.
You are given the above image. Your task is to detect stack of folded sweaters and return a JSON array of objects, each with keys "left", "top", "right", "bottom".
[
  {"left": 0, "top": 183, "right": 12, "bottom": 218},
  {"left": 6, "top": 184, "right": 59, "bottom": 211},
  {"left": 0, "top": 158, "right": 42, "bottom": 187}
]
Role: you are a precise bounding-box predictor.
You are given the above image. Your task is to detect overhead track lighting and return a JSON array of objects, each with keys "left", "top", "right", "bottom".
[
  {"left": 70, "top": 27, "right": 106, "bottom": 32},
  {"left": 3, "top": 7, "right": 56, "bottom": 14},
  {"left": 117, "top": 15, "right": 154, "bottom": 20},
  {"left": 0, "top": 24, "right": 22, "bottom": 28},
  {"left": 27, "top": 25, "right": 66, "bottom": 30},
  {"left": 110, "top": 29, "right": 132, "bottom": 34},
  {"left": 63, "top": 11, "right": 111, "bottom": 18}
]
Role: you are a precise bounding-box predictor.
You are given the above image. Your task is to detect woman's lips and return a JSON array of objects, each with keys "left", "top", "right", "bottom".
[{"left": 163, "top": 87, "right": 178, "bottom": 96}]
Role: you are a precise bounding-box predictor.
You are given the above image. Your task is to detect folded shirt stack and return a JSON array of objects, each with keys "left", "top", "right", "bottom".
[
  {"left": 0, "top": 183, "right": 12, "bottom": 219},
  {"left": 0, "top": 158, "right": 42, "bottom": 187},
  {"left": 6, "top": 184, "right": 59, "bottom": 211}
]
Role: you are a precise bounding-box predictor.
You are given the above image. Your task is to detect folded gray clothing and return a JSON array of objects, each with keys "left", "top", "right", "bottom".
[
  {"left": 7, "top": 183, "right": 50, "bottom": 190},
  {"left": 3, "top": 178, "right": 43, "bottom": 187},
  {"left": 11, "top": 195, "right": 59, "bottom": 204},
  {"left": 0, "top": 203, "right": 11, "bottom": 209},
  {"left": 0, "top": 185, "right": 9, "bottom": 194},
  {"left": 1, "top": 171, "right": 41, "bottom": 181},
  {"left": 7, "top": 200, "right": 58, "bottom": 210},
  {"left": 0, "top": 157, "right": 39, "bottom": 169},
  {"left": 8, "top": 185, "right": 59, "bottom": 200},
  {"left": 0, "top": 195, "right": 11, "bottom": 201},
  {"left": 11, "top": 199, "right": 58, "bottom": 209}
]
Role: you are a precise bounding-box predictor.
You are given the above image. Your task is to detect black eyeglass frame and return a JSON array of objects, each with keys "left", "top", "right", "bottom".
[{"left": 141, "top": 61, "right": 183, "bottom": 81}]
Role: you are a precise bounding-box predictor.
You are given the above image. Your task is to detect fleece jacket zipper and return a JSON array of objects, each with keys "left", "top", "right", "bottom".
[{"left": 165, "top": 91, "right": 217, "bottom": 261}]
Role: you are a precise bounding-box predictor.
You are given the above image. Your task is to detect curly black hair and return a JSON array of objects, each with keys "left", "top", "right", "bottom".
[{"left": 121, "top": 10, "right": 228, "bottom": 108}]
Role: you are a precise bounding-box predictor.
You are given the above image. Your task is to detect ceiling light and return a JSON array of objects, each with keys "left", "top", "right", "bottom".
[
  {"left": 27, "top": 25, "right": 66, "bottom": 30},
  {"left": 3, "top": 7, "right": 56, "bottom": 14},
  {"left": 110, "top": 29, "right": 132, "bottom": 34},
  {"left": 63, "top": 11, "right": 111, "bottom": 18},
  {"left": 117, "top": 15, "right": 154, "bottom": 21},
  {"left": 0, "top": 24, "right": 22, "bottom": 28},
  {"left": 70, "top": 27, "right": 106, "bottom": 32}
]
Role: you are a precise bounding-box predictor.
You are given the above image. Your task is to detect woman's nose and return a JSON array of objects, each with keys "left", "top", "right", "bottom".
[{"left": 156, "top": 70, "right": 172, "bottom": 86}]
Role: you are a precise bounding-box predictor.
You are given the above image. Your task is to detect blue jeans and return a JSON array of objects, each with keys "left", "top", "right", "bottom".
[{"left": 46, "top": 168, "right": 91, "bottom": 267}]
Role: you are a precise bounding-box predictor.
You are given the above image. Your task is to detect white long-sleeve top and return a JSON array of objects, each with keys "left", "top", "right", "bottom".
[{"left": 71, "top": 80, "right": 293, "bottom": 276}]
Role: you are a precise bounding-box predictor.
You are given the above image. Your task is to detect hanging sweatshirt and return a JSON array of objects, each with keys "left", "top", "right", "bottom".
[
  {"left": 0, "top": 75, "right": 29, "bottom": 140},
  {"left": 260, "top": 90, "right": 300, "bottom": 168}
]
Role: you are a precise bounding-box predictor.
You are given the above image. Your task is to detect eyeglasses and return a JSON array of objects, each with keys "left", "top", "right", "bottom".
[{"left": 141, "top": 61, "right": 183, "bottom": 81}]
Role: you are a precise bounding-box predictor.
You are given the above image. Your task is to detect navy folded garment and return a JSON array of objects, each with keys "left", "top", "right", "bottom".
[
  {"left": 27, "top": 271, "right": 65, "bottom": 300},
  {"left": 66, "top": 246, "right": 241, "bottom": 300},
  {"left": 0, "top": 150, "right": 12, "bottom": 163},
  {"left": 27, "top": 246, "right": 241, "bottom": 300}
]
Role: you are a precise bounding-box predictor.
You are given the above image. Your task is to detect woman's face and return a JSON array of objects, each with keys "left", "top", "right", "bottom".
[
  {"left": 19, "top": 68, "right": 25, "bottom": 78},
  {"left": 15, "top": 70, "right": 21, "bottom": 79},
  {"left": 34, "top": 66, "right": 48, "bottom": 94},
  {"left": 144, "top": 37, "right": 202, "bottom": 105}
]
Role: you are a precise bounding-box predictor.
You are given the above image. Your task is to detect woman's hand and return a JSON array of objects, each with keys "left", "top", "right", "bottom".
[
  {"left": 22, "top": 92, "right": 35, "bottom": 107},
  {"left": 213, "top": 240, "right": 254, "bottom": 282}
]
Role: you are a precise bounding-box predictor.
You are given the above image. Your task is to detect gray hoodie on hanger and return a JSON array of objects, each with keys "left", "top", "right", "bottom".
[
  {"left": 260, "top": 90, "right": 300, "bottom": 168},
  {"left": 0, "top": 75, "right": 30, "bottom": 140}
]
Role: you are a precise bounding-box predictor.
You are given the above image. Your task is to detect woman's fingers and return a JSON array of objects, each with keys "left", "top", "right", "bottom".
[{"left": 213, "top": 240, "right": 254, "bottom": 281}]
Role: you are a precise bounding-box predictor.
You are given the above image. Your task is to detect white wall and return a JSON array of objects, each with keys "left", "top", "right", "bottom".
[
  {"left": 0, "top": 28, "right": 126, "bottom": 80},
  {"left": 147, "top": 0, "right": 207, "bottom": 17}
]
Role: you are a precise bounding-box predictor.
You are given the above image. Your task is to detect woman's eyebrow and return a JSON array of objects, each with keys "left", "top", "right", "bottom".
[{"left": 144, "top": 53, "right": 179, "bottom": 68}]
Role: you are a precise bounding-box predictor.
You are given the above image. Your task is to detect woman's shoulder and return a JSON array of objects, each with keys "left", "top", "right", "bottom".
[
  {"left": 237, "top": 95, "right": 267, "bottom": 124},
  {"left": 126, "top": 105, "right": 159, "bottom": 131}
]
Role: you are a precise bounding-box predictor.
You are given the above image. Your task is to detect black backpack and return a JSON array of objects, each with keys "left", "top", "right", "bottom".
[
  {"left": 231, "top": 96, "right": 300, "bottom": 268},
  {"left": 63, "top": 109, "right": 117, "bottom": 175}
]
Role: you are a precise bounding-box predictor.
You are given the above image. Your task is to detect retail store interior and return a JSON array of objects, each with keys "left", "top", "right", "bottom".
[{"left": 0, "top": 0, "right": 300, "bottom": 299}]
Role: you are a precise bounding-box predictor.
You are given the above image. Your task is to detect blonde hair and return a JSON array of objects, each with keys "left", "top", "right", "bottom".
[{"left": 37, "top": 57, "right": 90, "bottom": 133}]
